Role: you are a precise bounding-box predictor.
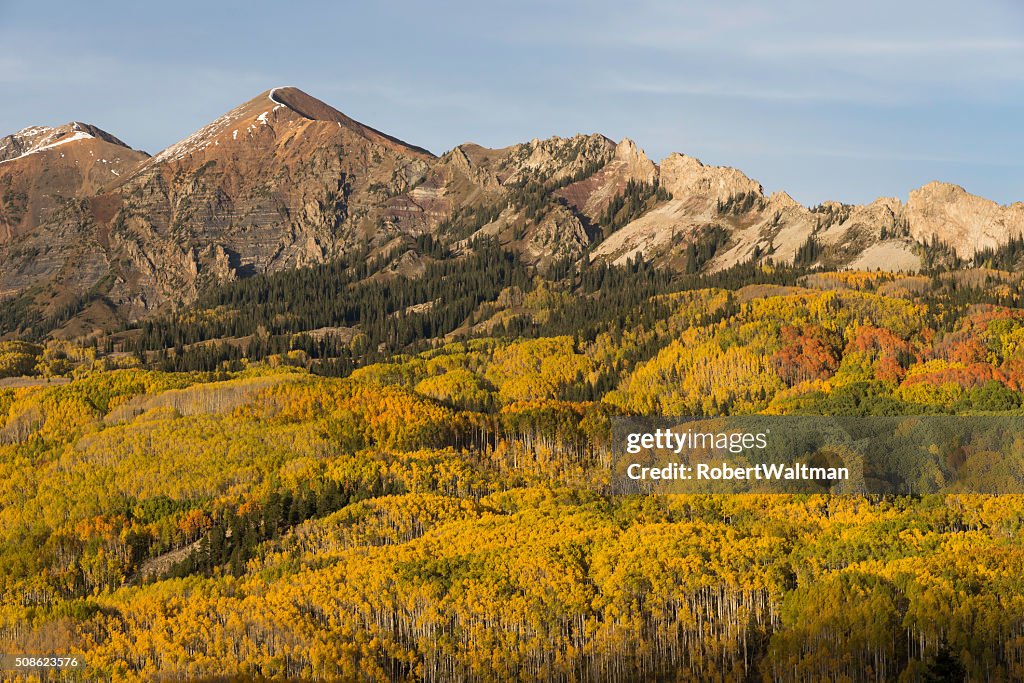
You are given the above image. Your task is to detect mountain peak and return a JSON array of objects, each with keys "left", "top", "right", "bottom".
[
  {"left": 912, "top": 180, "right": 970, "bottom": 200},
  {"left": 659, "top": 152, "right": 762, "bottom": 202},
  {"left": 767, "top": 190, "right": 801, "bottom": 210},
  {"left": 612, "top": 138, "right": 657, "bottom": 184},
  {"left": 613, "top": 137, "right": 643, "bottom": 161},
  {"left": 146, "top": 86, "right": 433, "bottom": 166},
  {"left": 0, "top": 122, "right": 132, "bottom": 164},
  {"left": 263, "top": 86, "right": 348, "bottom": 123},
  {"left": 906, "top": 180, "right": 1024, "bottom": 255}
]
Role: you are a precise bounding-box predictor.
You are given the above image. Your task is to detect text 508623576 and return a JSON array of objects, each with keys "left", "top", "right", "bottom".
[{"left": 2, "top": 655, "right": 85, "bottom": 670}]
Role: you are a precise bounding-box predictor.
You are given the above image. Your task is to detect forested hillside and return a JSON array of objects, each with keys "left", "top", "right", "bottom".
[{"left": 3, "top": 256, "right": 1024, "bottom": 680}]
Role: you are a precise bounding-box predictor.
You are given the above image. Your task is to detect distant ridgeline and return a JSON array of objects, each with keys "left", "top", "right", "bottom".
[{"left": 2, "top": 86, "right": 1023, "bottom": 347}]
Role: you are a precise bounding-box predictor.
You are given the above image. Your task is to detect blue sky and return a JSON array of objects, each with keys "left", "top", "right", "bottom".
[{"left": 1, "top": 0, "right": 1022, "bottom": 205}]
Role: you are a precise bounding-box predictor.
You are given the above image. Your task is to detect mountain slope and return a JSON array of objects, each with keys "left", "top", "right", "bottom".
[
  {"left": 102, "top": 87, "right": 435, "bottom": 318},
  {"left": 1, "top": 88, "right": 1023, "bottom": 341},
  {"left": 0, "top": 122, "right": 148, "bottom": 243},
  {"left": 591, "top": 154, "right": 1023, "bottom": 273},
  {"left": 373, "top": 134, "right": 662, "bottom": 269},
  {"left": 0, "top": 123, "right": 149, "bottom": 333},
  {"left": 0, "top": 88, "right": 440, "bottom": 333}
]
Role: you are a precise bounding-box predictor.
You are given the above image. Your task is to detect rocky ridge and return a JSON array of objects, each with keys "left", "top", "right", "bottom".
[{"left": 1, "top": 87, "right": 1021, "bottom": 338}]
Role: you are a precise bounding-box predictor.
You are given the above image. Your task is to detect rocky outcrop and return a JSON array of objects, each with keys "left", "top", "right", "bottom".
[
  {"left": 554, "top": 138, "right": 657, "bottom": 222},
  {"left": 377, "top": 133, "right": 620, "bottom": 268},
  {"left": 906, "top": 182, "right": 1024, "bottom": 256},
  {"left": 658, "top": 153, "right": 762, "bottom": 206},
  {"left": 593, "top": 158, "right": 1020, "bottom": 274},
  {"left": 524, "top": 204, "right": 590, "bottom": 267},
  {"left": 591, "top": 153, "right": 772, "bottom": 268}
]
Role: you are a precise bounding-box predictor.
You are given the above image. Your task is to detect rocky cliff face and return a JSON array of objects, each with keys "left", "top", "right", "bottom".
[
  {"left": 1, "top": 87, "right": 1022, "bottom": 338},
  {"left": 554, "top": 138, "right": 657, "bottom": 223},
  {"left": 0, "top": 89, "right": 437, "bottom": 330},
  {"left": 104, "top": 87, "right": 435, "bottom": 315},
  {"left": 592, "top": 153, "right": 1022, "bottom": 274},
  {"left": 592, "top": 153, "right": 769, "bottom": 267},
  {"left": 373, "top": 133, "right": 623, "bottom": 268},
  {"left": 906, "top": 182, "right": 1024, "bottom": 255}
]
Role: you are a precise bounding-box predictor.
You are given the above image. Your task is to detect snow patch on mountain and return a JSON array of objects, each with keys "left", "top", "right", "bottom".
[
  {"left": 150, "top": 89, "right": 300, "bottom": 164},
  {"left": 151, "top": 109, "right": 242, "bottom": 163},
  {"left": 269, "top": 87, "right": 293, "bottom": 107},
  {"left": 0, "top": 127, "right": 96, "bottom": 165}
]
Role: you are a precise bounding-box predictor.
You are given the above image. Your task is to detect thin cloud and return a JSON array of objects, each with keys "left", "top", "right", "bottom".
[
  {"left": 605, "top": 77, "right": 903, "bottom": 105},
  {"left": 754, "top": 37, "right": 1024, "bottom": 57}
]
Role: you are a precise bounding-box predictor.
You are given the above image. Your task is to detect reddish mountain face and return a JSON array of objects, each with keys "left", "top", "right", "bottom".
[
  {"left": 101, "top": 87, "right": 435, "bottom": 318},
  {"left": 0, "top": 123, "right": 148, "bottom": 330},
  {"left": 0, "top": 88, "right": 441, "bottom": 333},
  {"left": 0, "top": 122, "right": 148, "bottom": 243}
]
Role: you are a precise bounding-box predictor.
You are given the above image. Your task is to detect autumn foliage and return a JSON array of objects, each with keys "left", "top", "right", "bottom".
[{"left": 2, "top": 273, "right": 1024, "bottom": 680}]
